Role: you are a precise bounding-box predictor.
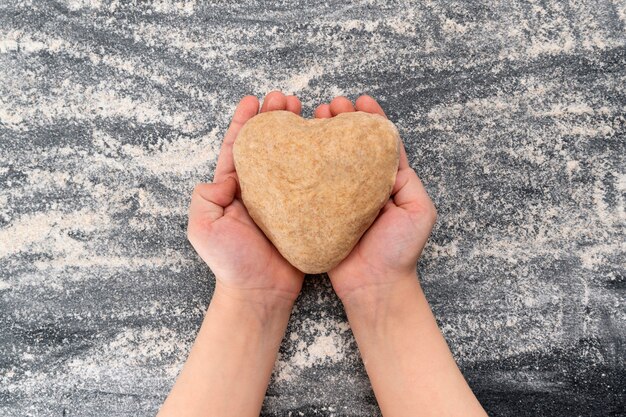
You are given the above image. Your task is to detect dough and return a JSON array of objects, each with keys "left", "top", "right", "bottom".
[{"left": 233, "top": 110, "right": 400, "bottom": 273}]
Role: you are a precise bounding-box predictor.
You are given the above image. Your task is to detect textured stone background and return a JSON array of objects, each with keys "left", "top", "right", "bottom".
[{"left": 1, "top": 1, "right": 625, "bottom": 416}]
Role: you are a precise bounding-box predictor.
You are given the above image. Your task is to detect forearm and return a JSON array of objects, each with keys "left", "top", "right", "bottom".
[
  {"left": 158, "top": 284, "right": 294, "bottom": 417},
  {"left": 342, "top": 274, "right": 486, "bottom": 417}
]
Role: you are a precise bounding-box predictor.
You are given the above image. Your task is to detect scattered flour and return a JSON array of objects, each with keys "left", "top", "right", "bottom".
[
  {"left": 152, "top": 0, "right": 197, "bottom": 15},
  {"left": 2, "top": 80, "right": 200, "bottom": 133},
  {"left": 0, "top": 30, "right": 66, "bottom": 54},
  {"left": 442, "top": 18, "right": 468, "bottom": 35},
  {"left": 566, "top": 160, "right": 580, "bottom": 176},
  {"left": 92, "top": 128, "right": 219, "bottom": 176},
  {"left": 272, "top": 318, "right": 352, "bottom": 383},
  {"left": 0, "top": 209, "right": 104, "bottom": 259},
  {"left": 0, "top": 208, "right": 192, "bottom": 278},
  {"left": 281, "top": 65, "right": 324, "bottom": 95}
]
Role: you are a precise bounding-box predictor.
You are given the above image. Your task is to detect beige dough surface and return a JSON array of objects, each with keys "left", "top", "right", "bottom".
[{"left": 233, "top": 110, "right": 400, "bottom": 274}]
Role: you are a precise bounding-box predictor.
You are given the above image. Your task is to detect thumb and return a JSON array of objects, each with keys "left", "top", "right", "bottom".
[
  {"left": 392, "top": 168, "right": 436, "bottom": 219},
  {"left": 189, "top": 177, "right": 238, "bottom": 224},
  {"left": 207, "top": 176, "right": 238, "bottom": 207}
]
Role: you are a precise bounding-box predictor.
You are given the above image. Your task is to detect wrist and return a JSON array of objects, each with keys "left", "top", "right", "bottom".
[
  {"left": 210, "top": 282, "right": 297, "bottom": 324},
  {"left": 331, "top": 268, "right": 420, "bottom": 305},
  {"left": 339, "top": 273, "right": 424, "bottom": 325}
]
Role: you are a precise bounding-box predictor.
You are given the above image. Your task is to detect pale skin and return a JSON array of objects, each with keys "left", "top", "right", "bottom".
[{"left": 158, "top": 91, "right": 487, "bottom": 417}]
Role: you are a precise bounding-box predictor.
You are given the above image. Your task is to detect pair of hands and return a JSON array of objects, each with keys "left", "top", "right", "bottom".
[
  {"left": 187, "top": 91, "right": 437, "bottom": 308},
  {"left": 163, "top": 92, "right": 488, "bottom": 417}
]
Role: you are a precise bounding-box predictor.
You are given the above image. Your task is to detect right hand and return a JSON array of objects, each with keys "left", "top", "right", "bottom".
[
  {"left": 314, "top": 95, "right": 437, "bottom": 302},
  {"left": 187, "top": 91, "right": 306, "bottom": 307}
]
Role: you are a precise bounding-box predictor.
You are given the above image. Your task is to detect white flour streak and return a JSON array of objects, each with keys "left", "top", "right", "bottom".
[
  {"left": 0, "top": 209, "right": 106, "bottom": 259},
  {"left": 272, "top": 318, "right": 352, "bottom": 383}
]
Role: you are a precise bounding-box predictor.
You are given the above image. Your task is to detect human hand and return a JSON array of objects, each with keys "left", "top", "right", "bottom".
[
  {"left": 313, "top": 99, "right": 486, "bottom": 416},
  {"left": 314, "top": 96, "right": 437, "bottom": 302},
  {"left": 187, "top": 91, "right": 305, "bottom": 307},
  {"left": 161, "top": 92, "right": 306, "bottom": 417}
]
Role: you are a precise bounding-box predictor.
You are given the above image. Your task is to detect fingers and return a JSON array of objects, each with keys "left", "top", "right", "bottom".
[
  {"left": 312, "top": 96, "right": 355, "bottom": 118},
  {"left": 352, "top": 93, "right": 408, "bottom": 170},
  {"left": 329, "top": 96, "right": 355, "bottom": 116},
  {"left": 285, "top": 95, "right": 302, "bottom": 115},
  {"left": 355, "top": 95, "right": 386, "bottom": 117},
  {"left": 214, "top": 95, "right": 260, "bottom": 183},
  {"left": 353, "top": 93, "right": 409, "bottom": 174},
  {"left": 260, "top": 90, "right": 287, "bottom": 112},
  {"left": 314, "top": 103, "right": 332, "bottom": 118},
  {"left": 214, "top": 91, "right": 303, "bottom": 183},
  {"left": 188, "top": 177, "right": 239, "bottom": 237},
  {"left": 314, "top": 95, "right": 386, "bottom": 119}
]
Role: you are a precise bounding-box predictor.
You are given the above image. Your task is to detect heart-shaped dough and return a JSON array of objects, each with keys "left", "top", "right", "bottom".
[{"left": 233, "top": 110, "right": 400, "bottom": 274}]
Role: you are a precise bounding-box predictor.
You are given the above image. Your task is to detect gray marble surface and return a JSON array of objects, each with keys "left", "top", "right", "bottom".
[{"left": 1, "top": 1, "right": 625, "bottom": 416}]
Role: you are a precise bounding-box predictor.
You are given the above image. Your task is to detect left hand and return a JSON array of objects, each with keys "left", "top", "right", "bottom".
[{"left": 187, "top": 91, "right": 305, "bottom": 306}]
